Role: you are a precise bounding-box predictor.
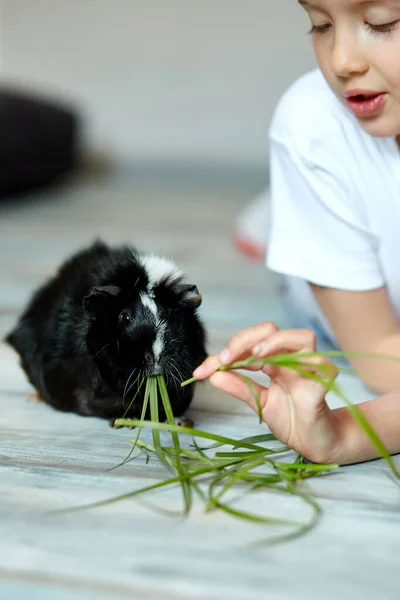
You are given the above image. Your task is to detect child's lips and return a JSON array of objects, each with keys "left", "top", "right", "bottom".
[{"left": 343, "top": 90, "right": 387, "bottom": 117}]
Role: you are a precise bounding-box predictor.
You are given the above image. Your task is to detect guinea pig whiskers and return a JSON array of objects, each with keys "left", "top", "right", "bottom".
[
  {"left": 95, "top": 343, "right": 110, "bottom": 358},
  {"left": 133, "top": 370, "right": 144, "bottom": 390},
  {"left": 167, "top": 360, "right": 181, "bottom": 388},
  {"left": 172, "top": 357, "right": 185, "bottom": 381},
  {"left": 122, "top": 368, "right": 139, "bottom": 406},
  {"left": 134, "top": 369, "right": 144, "bottom": 389},
  {"left": 164, "top": 368, "right": 173, "bottom": 388}
]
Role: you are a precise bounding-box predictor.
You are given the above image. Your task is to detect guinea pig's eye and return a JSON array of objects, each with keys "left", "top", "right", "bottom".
[{"left": 118, "top": 310, "right": 131, "bottom": 327}]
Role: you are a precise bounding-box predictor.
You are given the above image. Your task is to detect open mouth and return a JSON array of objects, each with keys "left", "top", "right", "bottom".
[
  {"left": 345, "top": 92, "right": 387, "bottom": 117},
  {"left": 350, "top": 93, "right": 379, "bottom": 102}
]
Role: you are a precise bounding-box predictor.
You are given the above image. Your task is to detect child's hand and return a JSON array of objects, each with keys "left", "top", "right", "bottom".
[{"left": 193, "top": 322, "right": 342, "bottom": 464}]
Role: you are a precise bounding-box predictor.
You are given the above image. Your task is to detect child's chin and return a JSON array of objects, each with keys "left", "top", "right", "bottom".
[{"left": 357, "top": 112, "right": 400, "bottom": 139}]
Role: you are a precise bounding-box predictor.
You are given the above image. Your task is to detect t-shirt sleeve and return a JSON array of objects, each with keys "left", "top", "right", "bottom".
[{"left": 266, "top": 137, "right": 385, "bottom": 291}]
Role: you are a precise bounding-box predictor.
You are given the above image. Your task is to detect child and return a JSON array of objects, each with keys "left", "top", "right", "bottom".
[
  {"left": 235, "top": 0, "right": 400, "bottom": 396},
  {"left": 194, "top": 0, "right": 400, "bottom": 465}
]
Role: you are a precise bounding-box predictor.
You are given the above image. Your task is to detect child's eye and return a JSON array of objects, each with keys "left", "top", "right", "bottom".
[
  {"left": 308, "top": 24, "right": 331, "bottom": 35},
  {"left": 367, "top": 21, "right": 400, "bottom": 35}
]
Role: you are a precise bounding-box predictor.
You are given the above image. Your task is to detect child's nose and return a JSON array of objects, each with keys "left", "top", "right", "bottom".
[{"left": 330, "top": 35, "right": 369, "bottom": 79}]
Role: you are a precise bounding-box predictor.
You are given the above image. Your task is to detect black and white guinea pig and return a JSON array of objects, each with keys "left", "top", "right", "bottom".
[{"left": 5, "top": 240, "right": 207, "bottom": 422}]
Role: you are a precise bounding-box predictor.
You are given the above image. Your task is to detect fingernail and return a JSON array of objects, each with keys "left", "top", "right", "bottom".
[
  {"left": 193, "top": 366, "right": 205, "bottom": 378},
  {"left": 253, "top": 343, "right": 268, "bottom": 356},
  {"left": 219, "top": 348, "right": 231, "bottom": 364}
]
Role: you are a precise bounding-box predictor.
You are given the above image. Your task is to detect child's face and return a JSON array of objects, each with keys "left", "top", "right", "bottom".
[{"left": 300, "top": 0, "right": 400, "bottom": 139}]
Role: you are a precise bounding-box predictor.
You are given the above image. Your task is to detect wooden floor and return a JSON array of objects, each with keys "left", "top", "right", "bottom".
[{"left": 1, "top": 171, "right": 399, "bottom": 600}]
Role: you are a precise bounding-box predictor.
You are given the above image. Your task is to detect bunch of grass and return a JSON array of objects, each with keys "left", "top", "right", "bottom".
[{"left": 60, "top": 350, "right": 400, "bottom": 545}]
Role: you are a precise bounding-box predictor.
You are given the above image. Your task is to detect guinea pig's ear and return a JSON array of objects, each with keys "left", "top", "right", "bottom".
[
  {"left": 174, "top": 284, "right": 202, "bottom": 308},
  {"left": 83, "top": 285, "right": 121, "bottom": 315}
]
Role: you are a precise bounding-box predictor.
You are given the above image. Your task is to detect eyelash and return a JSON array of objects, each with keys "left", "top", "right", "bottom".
[
  {"left": 308, "top": 24, "right": 330, "bottom": 35},
  {"left": 309, "top": 21, "right": 400, "bottom": 36},
  {"left": 367, "top": 21, "right": 400, "bottom": 35}
]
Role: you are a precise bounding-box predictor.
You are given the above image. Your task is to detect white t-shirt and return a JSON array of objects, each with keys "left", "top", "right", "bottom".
[{"left": 266, "top": 68, "right": 400, "bottom": 343}]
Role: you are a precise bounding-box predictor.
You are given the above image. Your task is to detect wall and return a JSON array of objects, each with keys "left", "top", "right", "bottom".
[{"left": 0, "top": 0, "right": 316, "bottom": 167}]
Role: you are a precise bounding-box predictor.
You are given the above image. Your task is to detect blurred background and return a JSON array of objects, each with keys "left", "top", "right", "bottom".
[
  {"left": 0, "top": 0, "right": 317, "bottom": 360},
  {"left": 0, "top": 0, "right": 315, "bottom": 174}
]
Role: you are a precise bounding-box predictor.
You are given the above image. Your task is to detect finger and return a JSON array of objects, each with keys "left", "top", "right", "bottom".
[
  {"left": 251, "top": 328, "right": 318, "bottom": 358},
  {"left": 193, "top": 354, "right": 265, "bottom": 381},
  {"left": 219, "top": 321, "right": 279, "bottom": 365},
  {"left": 193, "top": 354, "right": 222, "bottom": 380},
  {"left": 209, "top": 371, "right": 268, "bottom": 415}
]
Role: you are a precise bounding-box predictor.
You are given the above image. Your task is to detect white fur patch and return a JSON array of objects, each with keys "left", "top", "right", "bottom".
[
  {"left": 138, "top": 253, "right": 181, "bottom": 369},
  {"left": 139, "top": 292, "right": 158, "bottom": 318},
  {"left": 140, "top": 254, "right": 182, "bottom": 289},
  {"left": 153, "top": 321, "right": 167, "bottom": 361},
  {"left": 139, "top": 292, "right": 165, "bottom": 365}
]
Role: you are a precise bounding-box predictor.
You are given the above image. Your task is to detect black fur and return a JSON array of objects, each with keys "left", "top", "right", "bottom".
[{"left": 5, "top": 240, "right": 207, "bottom": 421}]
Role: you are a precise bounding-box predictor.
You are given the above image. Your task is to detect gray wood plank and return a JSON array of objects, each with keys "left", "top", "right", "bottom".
[{"left": 1, "top": 174, "right": 399, "bottom": 600}]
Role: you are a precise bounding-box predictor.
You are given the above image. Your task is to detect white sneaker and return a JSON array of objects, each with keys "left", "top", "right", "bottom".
[{"left": 233, "top": 187, "right": 270, "bottom": 261}]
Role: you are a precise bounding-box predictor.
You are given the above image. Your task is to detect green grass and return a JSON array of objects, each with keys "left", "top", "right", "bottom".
[{"left": 53, "top": 349, "right": 400, "bottom": 545}]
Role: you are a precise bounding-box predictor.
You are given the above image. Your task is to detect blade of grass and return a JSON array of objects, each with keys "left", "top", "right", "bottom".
[
  {"left": 205, "top": 451, "right": 287, "bottom": 510},
  {"left": 190, "top": 480, "right": 208, "bottom": 503},
  {"left": 51, "top": 452, "right": 272, "bottom": 515},
  {"left": 287, "top": 363, "right": 400, "bottom": 479},
  {"left": 181, "top": 377, "right": 196, "bottom": 388},
  {"left": 236, "top": 434, "right": 278, "bottom": 444},
  {"left": 235, "top": 373, "right": 263, "bottom": 423},
  {"left": 162, "top": 446, "right": 205, "bottom": 461},
  {"left": 130, "top": 378, "right": 151, "bottom": 454},
  {"left": 192, "top": 438, "right": 218, "bottom": 467},
  {"left": 248, "top": 483, "right": 323, "bottom": 547},
  {"left": 272, "top": 461, "right": 339, "bottom": 472},
  {"left": 181, "top": 349, "right": 400, "bottom": 390},
  {"left": 218, "top": 350, "right": 400, "bottom": 373},
  {"left": 147, "top": 378, "right": 176, "bottom": 476},
  {"left": 246, "top": 474, "right": 283, "bottom": 487},
  {"left": 106, "top": 383, "right": 151, "bottom": 472},
  {"left": 215, "top": 447, "right": 289, "bottom": 459},
  {"left": 157, "top": 375, "right": 192, "bottom": 515},
  {"left": 132, "top": 441, "right": 193, "bottom": 518},
  {"left": 330, "top": 380, "right": 400, "bottom": 480},
  {"left": 148, "top": 377, "right": 164, "bottom": 463},
  {"left": 208, "top": 457, "right": 267, "bottom": 509},
  {"left": 115, "top": 419, "right": 287, "bottom": 452},
  {"left": 211, "top": 499, "right": 299, "bottom": 528},
  {"left": 193, "top": 433, "right": 278, "bottom": 452},
  {"left": 64, "top": 357, "right": 400, "bottom": 546}
]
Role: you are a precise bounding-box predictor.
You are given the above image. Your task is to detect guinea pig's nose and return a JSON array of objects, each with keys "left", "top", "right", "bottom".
[{"left": 144, "top": 350, "right": 154, "bottom": 366}]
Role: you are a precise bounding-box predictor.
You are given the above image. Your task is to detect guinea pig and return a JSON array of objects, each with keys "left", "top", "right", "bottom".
[{"left": 5, "top": 240, "right": 207, "bottom": 422}]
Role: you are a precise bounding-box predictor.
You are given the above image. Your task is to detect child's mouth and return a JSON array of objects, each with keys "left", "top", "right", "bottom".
[{"left": 345, "top": 92, "right": 387, "bottom": 117}]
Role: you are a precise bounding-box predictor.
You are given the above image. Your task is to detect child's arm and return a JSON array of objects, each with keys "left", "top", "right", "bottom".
[
  {"left": 193, "top": 322, "right": 400, "bottom": 465},
  {"left": 310, "top": 284, "right": 400, "bottom": 394}
]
